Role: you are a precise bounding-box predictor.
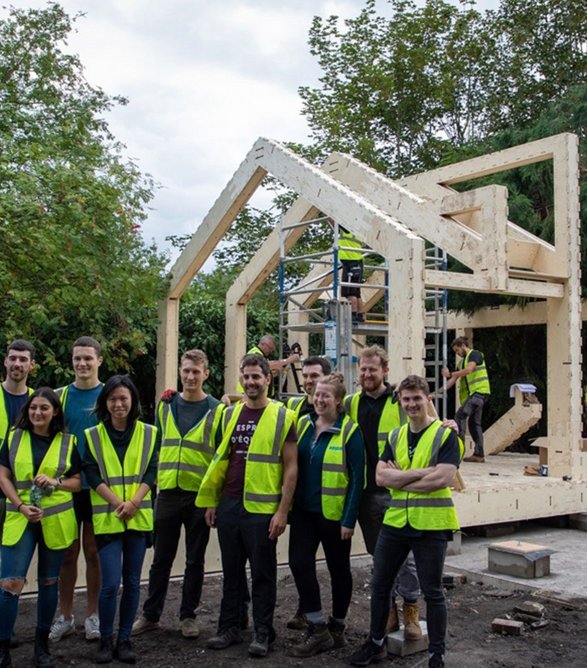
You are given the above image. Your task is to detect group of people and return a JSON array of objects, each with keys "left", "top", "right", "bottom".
[{"left": 0, "top": 333, "right": 491, "bottom": 668}]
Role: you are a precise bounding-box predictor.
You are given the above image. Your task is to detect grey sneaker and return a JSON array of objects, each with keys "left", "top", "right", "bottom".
[
  {"left": 248, "top": 628, "right": 273, "bottom": 657},
  {"left": 49, "top": 615, "right": 75, "bottom": 642},
  {"left": 131, "top": 617, "right": 160, "bottom": 637},
  {"left": 84, "top": 613, "right": 100, "bottom": 641},
  {"left": 180, "top": 617, "right": 200, "bottom": 639},
  {"left": 207, "top": 626, "right": 242, "bottom": 649}
]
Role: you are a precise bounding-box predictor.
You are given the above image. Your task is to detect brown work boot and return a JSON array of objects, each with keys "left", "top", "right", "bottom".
[
  {"left": 463, "top": 454, "right": 485, "bottom": 463},
  {"left": 286, "top": 610, "right": 307, "bottom": 630},
  {"left": 289, "top": 623, "right": 334, "bottom": 657},
  {"left": 386, "top": 602, "right": 399, "bottom": 634},
  {"left": 403, "top": 601, "right": 423, "bottom": 641}
]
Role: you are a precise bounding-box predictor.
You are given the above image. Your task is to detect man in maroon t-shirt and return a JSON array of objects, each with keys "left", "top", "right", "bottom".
[{"left": 201, "top": 354, "right": 298, "bottom": 657}]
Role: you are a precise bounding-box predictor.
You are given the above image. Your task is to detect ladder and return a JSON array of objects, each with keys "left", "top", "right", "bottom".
[{"left": 424, "top": 244, "right": 448, "bottom": 417}]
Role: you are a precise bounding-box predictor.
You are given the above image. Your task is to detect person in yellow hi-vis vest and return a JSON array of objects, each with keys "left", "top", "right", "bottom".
[
  {"left": 350, "top": 375, "right": 463, "bottom": 668},
  {"left": 132, "top": 349, "right": 224, "bottom": 640},
  {"left": 197, "top": 354, "right": 298, "bottom": 658},
  {"left": 288, "top": 373, "right": 364, "bottom": 657},
  {"left": 0, "top": 387, "right": 81, "bottom": 668},
  {"left": 440, "top": 336, "right": 491, "bottom": 463},
  {"left": 83, "top": 376, "right": 158, "bottom": 665}
]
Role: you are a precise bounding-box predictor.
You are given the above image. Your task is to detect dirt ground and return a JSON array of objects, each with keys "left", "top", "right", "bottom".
[{"left": 12, "top": 562, "right": 587, "bottom": 667}]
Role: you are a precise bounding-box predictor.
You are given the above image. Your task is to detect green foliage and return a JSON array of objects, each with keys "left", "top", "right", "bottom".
[
  {"left": 299, "top": 0, "right": 586, "bottom": 177},
  {"left": 178, "top": 270, "right": 279, "bottom": 398},
  {"left": 0, "top": 3, "right": 167, "bottom": 394}
]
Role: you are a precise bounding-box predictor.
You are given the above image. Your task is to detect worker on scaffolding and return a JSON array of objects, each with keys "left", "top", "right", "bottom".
[{"left": 329, "top": 220, "right": 365, "bottom": 324}]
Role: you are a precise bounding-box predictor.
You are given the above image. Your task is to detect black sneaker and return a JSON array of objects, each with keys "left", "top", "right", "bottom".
[
  {"left": 207, "top": 627, "right": 243, "bottom": 650},
  {"left": 114, "top": 638, "right": 136, "bottom": 664},
  {"left": 248, "top": 628, "right": 273, "bottom": 657},
  {"left": 349, "top": 639, "right": 387, "bottom": 666},
  {"left": 429, "top": 653, "right": 445, "bottom": 668}
]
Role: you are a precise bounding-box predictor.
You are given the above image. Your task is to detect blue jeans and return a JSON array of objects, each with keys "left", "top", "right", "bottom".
[
  {"left": 98, "top": 533, "right": 147, "bottom": 641},
  {"left": 370, "top": 526, "right": 448, "bottom": 655},
  {"left": 0, "top": 523, "right": 66, "bottom": 639}
]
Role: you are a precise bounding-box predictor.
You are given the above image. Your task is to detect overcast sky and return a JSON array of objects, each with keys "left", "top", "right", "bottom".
[{"left": 14, "top": 0, "right": 498, "bottom": 264}]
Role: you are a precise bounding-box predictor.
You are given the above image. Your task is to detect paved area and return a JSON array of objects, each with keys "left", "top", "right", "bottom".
[{"left": 445, "top": 521, "right": 587, "bottom": 600}]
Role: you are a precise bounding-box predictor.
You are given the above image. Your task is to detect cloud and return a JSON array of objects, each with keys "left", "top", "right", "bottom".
[{"left": 9, "top": 0, "right": 499, "bottom": 265}]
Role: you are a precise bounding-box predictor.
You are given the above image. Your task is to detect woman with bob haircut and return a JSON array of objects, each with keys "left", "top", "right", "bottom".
[
  {"left": 83, "top": 375, "right": 158, "bottom": 665},
  {"left": 288, "top": 373, "right": 364, "bottom": 657},
  {"left": 0, "top": 387, "right": 81, "bottom": 668}
]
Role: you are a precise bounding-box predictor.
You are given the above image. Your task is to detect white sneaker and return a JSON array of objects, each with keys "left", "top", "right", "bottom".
[
  {"left": 84, "top": 613, "right": 100, "bottom": 641},
  {"left": 49, "top": 614, "right": 75, "bottom": 642},
  {"left": 180, "top": 617, "right": 200, "bottom": 639}
]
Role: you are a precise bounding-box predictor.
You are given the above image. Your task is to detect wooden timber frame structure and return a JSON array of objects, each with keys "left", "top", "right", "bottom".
[{"left": 157, "top": 132, "right": 587, "bottom": 528}]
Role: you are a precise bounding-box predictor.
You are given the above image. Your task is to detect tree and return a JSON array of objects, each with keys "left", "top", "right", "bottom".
[
  {"left": 299, "top": 0, "right": 586, "bottom": 178},
  {"left": 0, "top": 3, "right": 167, "bottom": 393}
]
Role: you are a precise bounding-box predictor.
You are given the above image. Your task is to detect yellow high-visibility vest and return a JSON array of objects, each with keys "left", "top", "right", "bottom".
[
  {"left": 85, "top": 421, "right": 156, "bottom": 535},
  {"left": 196, "top": 402, "right": 295, "bottom": 514},
  {"left": 157, "top": 399, "right": 223, "bottom": 491},
  {"left": 3, "top": 429, "right": 77, "bottom": 550},
  {"left": 297, "top": 414, "right": 359, "bottom": 521},
  {"left": 383, "top": 421, "right": 460, "bottom": 531}
]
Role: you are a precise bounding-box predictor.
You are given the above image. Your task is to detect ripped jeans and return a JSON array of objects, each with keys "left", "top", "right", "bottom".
[{"left": 0, "top": 523, "right": 66, "bottom": 640}]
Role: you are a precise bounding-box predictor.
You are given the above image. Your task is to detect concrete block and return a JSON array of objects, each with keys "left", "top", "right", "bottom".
[
  {"left": 513, "top": 601, "right": 545, "bottom": 618},
  {"left": 569, "top": 513, "right": 587, "bottom": 531},
  {"left": 446, "top": 531, "right": 462, "bottom": 556},
  {"left": 488, "top": 540, "right": 555, "bottom": 579},
  {"left": 492, "top": 618, "right": 524, "bottom": 635},
  {"left": 386, "top": 621, "right": 428, "bottom": 657}
]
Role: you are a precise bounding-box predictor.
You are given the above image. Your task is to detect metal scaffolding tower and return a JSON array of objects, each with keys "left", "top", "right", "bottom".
[{"left": 277, "top": 216, "right": 447, "bottom": 405}]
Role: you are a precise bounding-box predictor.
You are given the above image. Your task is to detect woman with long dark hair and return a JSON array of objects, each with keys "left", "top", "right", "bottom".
[
  {"left": 0, "top": 387, "right": 81, "bottom": 668},
  {"left": 288, "top": 373, "right": 365, "bottom": 657},
  {"left": 83, "top": 375, "right": 157, "bottom": 665}
]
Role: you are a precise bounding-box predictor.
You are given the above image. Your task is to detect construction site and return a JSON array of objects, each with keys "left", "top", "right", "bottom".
[
  {"left": 109, "top": 130, "right": 584, "bottom": 665},
  {"left": 11, "top": 132, "right": 586, "bottom": 668}
]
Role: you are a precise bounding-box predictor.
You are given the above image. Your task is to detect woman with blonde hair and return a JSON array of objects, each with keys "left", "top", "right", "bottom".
[{"left": 288, "top": 373, "right": 364, "bottom": 657}]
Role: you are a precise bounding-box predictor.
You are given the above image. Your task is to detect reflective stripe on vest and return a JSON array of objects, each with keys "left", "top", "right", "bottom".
[
  {"left": 458, "top": 350, "right": 491, "bottom": 404},
  {"left": 297, "top": 414, "right": 358, "bottom": 521},
  {"left": 86, "top": 422, "right": 156, "bottom": 534},
  {"left": 384, "top": 422, "right": 459, "bottom": 531},
  {"left": 344, "top": 391, "right": 406, "bottom": 456},
  {"left": 3, "top": 429, "right": 77, "bottom": 550},
  {"left": 287, "top": 396, "right": 307, "bottom": 422},
  {"left": 157, "top": 400, "right": 221, "bottom": 491},
  {"left": 196, "top": 402, "right": 295, "bottom": 514}
]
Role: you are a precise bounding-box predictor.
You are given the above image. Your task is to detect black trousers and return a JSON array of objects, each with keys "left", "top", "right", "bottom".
[
  {"left": 456, "top": 392, "right": 488, "bottom": 456},
  {"left": 216, "top": 497, "right": 277, "bottom": 638},
  {"left": 142, "top": 490, "right": 210, "bottom": 621},
  {"left": 288, "top": 508, "right": 352, "bottom": 620},
  {"left": 370, "top": 526, "right": 448, "bottom": 655}
]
